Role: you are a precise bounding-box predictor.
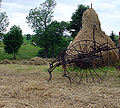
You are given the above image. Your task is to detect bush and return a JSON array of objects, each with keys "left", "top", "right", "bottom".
[
  {"left": 37, "top": 48, "right": 46, "bottom": 58},
  {"left": 37, "top": 47, "right": 66, "bottom": 58},
  {"left": 37, "top": 36, "right": 72, "bottom": 58},
  {"left": 0, "top": 41, "right": 4, "bottom": 47}
]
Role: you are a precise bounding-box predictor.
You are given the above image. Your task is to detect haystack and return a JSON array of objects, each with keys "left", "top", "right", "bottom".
[
  {"left": 27, "top": 57, "right": 47, "bottom": 65},
  {"left": 0, "top": 59, "right": 11, "bottom": 64},
  {"left": 68, "top": 8, "right": 119, "bottom": 66}
]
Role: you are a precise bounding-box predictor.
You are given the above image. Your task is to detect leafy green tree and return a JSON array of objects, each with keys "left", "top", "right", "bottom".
[
  {"left": 0, "top": 32, "right": 4, "bottom": 39},
  {"left": 110, "top": 31, "right": 117, "bottom": 46},
  {"left": 37, "top": 21, "right": 70, "bottom": 58},
  {"left": 0, "top": 12, "right": 9, "bottom": 33},
  {"left": 45, "top": 21, "right": 69, "bottom": 57},
  {"left": 68, "top": 4, "right": 89, "bottom": 38},
  {"left": 53, "top": 36, "right": 72, "bottom": 57},
  {"left": 36, "top": 21, "right": 69, "bottom": 58},
  {"left": 37, "top": 36, "right": 71, "bottom": 58},
  {"left": 0, "top": 0, "right": 9, "bottom": 39},
  {"left": 26, "top": 0, "right": 56, "bottom": 57},
  {"left": 3, "top": 25, "right": 23, "bottom": 59},
  {"left": 31, "top": 35, "right": 40, "bottom": 46},
  {"left": 25, "top": 34, "right": 31, "bottom": 41}
]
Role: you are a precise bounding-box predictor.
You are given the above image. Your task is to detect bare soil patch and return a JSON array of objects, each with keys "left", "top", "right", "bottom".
[{"left": 0, "top": 64, "right": 120, "bottom": 108}]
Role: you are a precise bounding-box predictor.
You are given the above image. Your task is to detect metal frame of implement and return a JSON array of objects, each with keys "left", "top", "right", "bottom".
[{"left": 48, "top": 25, "right": 119, "bottom": 84}]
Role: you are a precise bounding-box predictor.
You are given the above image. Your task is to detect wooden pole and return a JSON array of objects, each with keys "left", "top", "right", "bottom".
[{"left": 91, "top": 3, "right": 92, "bottom": 8}]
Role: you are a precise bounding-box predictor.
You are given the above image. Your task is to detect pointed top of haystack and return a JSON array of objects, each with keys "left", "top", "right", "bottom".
[
  {"left": 82, "top": 8, "right": 101, "bottom": 30},
  {"left": 68, "top": 8, "right": 119, "bottom": 66}
]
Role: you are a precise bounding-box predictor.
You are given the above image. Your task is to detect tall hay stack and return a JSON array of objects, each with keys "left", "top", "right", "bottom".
[{"left": 68, "top": 8, "right": 119, "bottom": 66}]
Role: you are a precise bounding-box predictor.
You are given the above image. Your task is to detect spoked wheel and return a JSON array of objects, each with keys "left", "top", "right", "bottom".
[{"left": 65, "top": 40, "right": 108, "bottom": 84}]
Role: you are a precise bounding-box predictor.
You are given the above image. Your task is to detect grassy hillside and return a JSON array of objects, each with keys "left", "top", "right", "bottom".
[{"left": 0, "top": 44, "right": 40, "bottom": 61}]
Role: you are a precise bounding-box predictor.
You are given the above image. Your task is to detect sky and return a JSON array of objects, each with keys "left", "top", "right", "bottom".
[{"left": 1, "top": 0, "right": 120, "bottom": 35}]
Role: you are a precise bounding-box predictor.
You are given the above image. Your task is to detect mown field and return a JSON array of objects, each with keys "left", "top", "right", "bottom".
[
  {"left": 0, "top": 40, "right": 120, "bottom": 107},
  {"left": 0, "top": 64, "right": 120, "bottom": 108}
]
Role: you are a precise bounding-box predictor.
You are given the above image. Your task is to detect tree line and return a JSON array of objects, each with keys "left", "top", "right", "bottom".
[
  {"left": 26, "top": 0, "right": 89, "bottom": 58},
  {"left": 0, "top": 0, "right": 90, "bottom": 59}
]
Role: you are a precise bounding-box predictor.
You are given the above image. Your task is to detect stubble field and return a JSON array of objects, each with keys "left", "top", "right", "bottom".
[{"left": 0, "top": 64, "right": 120, "bottom": 108}]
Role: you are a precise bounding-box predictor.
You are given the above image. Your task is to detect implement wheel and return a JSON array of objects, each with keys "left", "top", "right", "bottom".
[{"left": 64, "top": 40, "right": 108, "bottom": 84}]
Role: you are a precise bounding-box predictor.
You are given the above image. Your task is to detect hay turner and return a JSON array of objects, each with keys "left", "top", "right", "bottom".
[{"left": 48, "top": 26, "right": 119, "bottom": 84}]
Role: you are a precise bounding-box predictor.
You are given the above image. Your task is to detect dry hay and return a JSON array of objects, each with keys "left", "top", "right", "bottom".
[
  {"left": 0, "top": 59, "right": 11, "bottom": 64},
  {"left": 0, "top": 64, "right": 119, "bottom": 107},
  {"left": 11, "top": 59, "right": 28, "bottom": 65},
  {"left": 68, "top": 8, "right": 119, "bottom": 66},
  {"left": 27, "top": 57, "right": 47, "bottom": 65}
]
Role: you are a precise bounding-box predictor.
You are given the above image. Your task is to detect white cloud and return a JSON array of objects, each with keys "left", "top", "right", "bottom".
[
  {"left": 3, "top": 2, "right": 25, "bottom": 9},
  {"left": 53, "top": 3, "right": 77, "bottom": 21},
  {"left": 1, "top": 0, "right": 120, "bottom": 35}
]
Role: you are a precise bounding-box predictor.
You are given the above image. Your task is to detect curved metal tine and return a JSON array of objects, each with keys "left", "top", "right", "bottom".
[
  {"left": 48, "top": 63, "right": 59, "bottom": 81},
  {"left": 87, "top": 45, "right": 93, "bottom": 54},
  {"left": 67, "top": 48, "right": 77, "bottom": 56},
  {"left": 63, "top": 73, "right": 72, "bottom": 84},
  {"left": 99, "top": 42, "right": 108, "bottom": 48},
  {"left": 48, "top": 71, "right": 52, "bottom": 81},
  {"left": 90, "top": 46, "right": 95, "bottom": 54},
  {"left": 78, "top": 69, "right": 85, "bottom": 84},
  {"left": 66, "top": 49, "right": 74, "bottom": 55},
  {"left": 85, "top": 69, "right": 92, "bottom": 83},
  {"left": 96, "top": 67, "right": 107, "bottom": 78},
  {"left": 76, "top": 42, "right": 86, "bottom": 53},
  {"left": 92, "top": 68, "right": 103, "bottom": 81},
  {"left": 66, "top": 54, "right": 75, "bottom": 61},
  {"left": 80, "top": 44, "right": 89, "bottom": 53},
  {"left": 72, "top": 67, "right": 82, "bottom": 83},
  {"left": 88, "top": 69, "right": 95, "bottom": 82},
  {"left": 66, "top": 65, "right": 74, "bottom": 77},
  {"left": 78, "top": 42, "right": 82, "bottom": 51},
  {"left": 64, "top": 65, "right": 74, "bottom": 84},
  {"left": 72, "top": 44, "right": 80, "bottom": 53},
  {"left": 82, "top": 44, "right": 89, "bottom": 53},
  {"left": 78, "top": 42, "right": 86, "bottom": 53},
  {"left": 85, "top": 69, "right": 88, "bottom": 83},
  {"left": 78, "top": 41, "right": 91, "bottom": 53},
  {"left": 84, "top": 40, "right": 90, "bottom": 53},
  {"left": 99, "top": 51, "right": 104, "bottom": 66}
]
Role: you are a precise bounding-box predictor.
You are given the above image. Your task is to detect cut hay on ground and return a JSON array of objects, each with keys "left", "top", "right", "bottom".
[
  {"left": 68, "top": 8, "right": 119, "bottom": 66},
  {"left": 0, "top": 59, "right": 11, "bottom": 64},
  {"left": 27, "top": 57, "right": 47, "bottom": 65},
  {"left": 0, "top": 64, "right": 119, "bottom": 107}
]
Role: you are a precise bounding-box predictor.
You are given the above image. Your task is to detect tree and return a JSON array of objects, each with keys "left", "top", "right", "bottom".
[
  {"left": 3, "top": 25, "right": 23, "bottom": 59},
  {"left": 110, "top": 31, "right": 117, "bottom": 46},
  {"left": 110, "top": 31, "right": 115, "bottom": 42},
  {"left": 36, "top": 21, "right": 70, "bottom": 58},
  {"left": 26, "top": 0, "right": 56, "bottom": 57},
  {"left": 0, "top": 12, "right": 9, "bottom": 34},
  {"left": 37, "top": 36, "right": 71, "bottom": 58},
  {"left": 46, "top": 21, "right": 69, "bottom": 57},
  {"left": 25, "top": 34, "right": 31, "bottom": 41},
  {"left": 0, "top": 0, "right": 9, "bottom": 34},
  {"left": 68, "top": 4, "right": 89, "bottom": 38}
]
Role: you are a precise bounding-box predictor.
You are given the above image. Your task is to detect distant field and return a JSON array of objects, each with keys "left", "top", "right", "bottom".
[{"left": 0, "top": 44, "right": 40, "bottom": 61}]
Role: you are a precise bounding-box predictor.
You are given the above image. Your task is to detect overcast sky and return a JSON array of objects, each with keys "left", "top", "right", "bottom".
[{"left": 1, "top": 0, "right": 120, "bottom": 35}]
